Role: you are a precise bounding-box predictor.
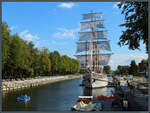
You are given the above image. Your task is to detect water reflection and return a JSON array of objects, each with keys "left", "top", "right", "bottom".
[{"left": 84, "top": 87, "right": 115, "bottom": 98}]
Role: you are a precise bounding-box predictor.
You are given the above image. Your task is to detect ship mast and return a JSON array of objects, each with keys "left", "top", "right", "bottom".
[
  {"left": 91, "top": 10, "right": 97, "bottom": 73},
  {"left": 90, "top": 9, "right": 93, "bottom": 72},
  {"left": 75, "top": 10, "right": 112, "bottom": 73},
  {"left": 85, "top": 40, "right": 88, "bottom": 69}
]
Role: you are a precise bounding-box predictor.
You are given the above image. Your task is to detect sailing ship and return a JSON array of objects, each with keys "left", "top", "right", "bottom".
[{"left": 75, "top": 11, "right": 112, "bottom": 88}]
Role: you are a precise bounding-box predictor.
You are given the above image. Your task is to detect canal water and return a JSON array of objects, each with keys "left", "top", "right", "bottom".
[{"left": 2, "top": 77, "right": 114, "bottom": 111}]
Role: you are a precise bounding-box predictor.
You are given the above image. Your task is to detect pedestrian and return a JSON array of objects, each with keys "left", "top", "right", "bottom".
[
  {"left": 118, "top": 81, "right": 120, "bottom": 86},
  {"left": 127, "top": 80, "right": 130, "bottom": 87},
  {"left": 112, "top": 94, "right": 122, "bottom": 107},
  {"left": 122, "top": 93, "right": 128, "bottom": 111},
  {"left": 130, "top": 84, "right": 134, "bottom": 96}
]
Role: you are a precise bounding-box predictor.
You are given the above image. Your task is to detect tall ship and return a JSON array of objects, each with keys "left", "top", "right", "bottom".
[{"left": 75, "top": 11, "right": 112, "bottom": 88}]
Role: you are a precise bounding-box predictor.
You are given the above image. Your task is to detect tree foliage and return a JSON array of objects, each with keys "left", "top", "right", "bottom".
[
  {"left": 116, "top": 65, "right": 130, "bottom": 75},
  {"left": 141, "top": 59, "right": 148, "bottom": 64},
  {"left": 118, "top": 2, "right": 148, "bottom": 52},
  {"left": 114, "top": 59, "right": 147, "bottom": 76},
  {"left": 129, "top": 60, "right": 139, "bottom": 76},
  {"left": 103, "top": 65, "right": 111, "bottom": 74},
  {"left": 2, "top": 22, "right": 80, "bottom": 79}
]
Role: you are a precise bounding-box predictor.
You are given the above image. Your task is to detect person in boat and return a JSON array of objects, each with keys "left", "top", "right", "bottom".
[
  {"left": 24, "top": 94, "right": 27, "bottom": 97},
  {"left": 22, "top": 93, "right": 28, "bottom": 98}
]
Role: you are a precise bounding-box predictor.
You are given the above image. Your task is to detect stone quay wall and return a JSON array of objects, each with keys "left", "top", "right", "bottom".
[{"left": 2, "top": 74, "right": 83, "bottom": 92}]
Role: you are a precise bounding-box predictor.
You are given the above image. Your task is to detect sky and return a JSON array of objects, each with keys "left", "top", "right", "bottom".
[{"left": 2, "top": 2, "right": 148, "bottom": 70}]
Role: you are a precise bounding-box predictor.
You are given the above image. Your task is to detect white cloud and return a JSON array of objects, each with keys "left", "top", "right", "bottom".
[
  {"left": 53, "top": 28, "right": 79, "bottom": 39},
  {"left": 19, "top": 30, "right": 39, "bottom": 41},
  {"left": 42, "top": 40, "right": 48, "bottom": 42},
  {"left": 113, "top": 2, "right": 124, "bottom": 9},
  {"left": 34, "top": 40, "right": 50, "bottom": 48},
  {"left": 108, "top": 53, "right": 148, "bottom": 70},
  {"left": 58, "top": 3, "right": 75, "bottom": 8},
  {"left": 34, "top": 39, "right": 67, "bottom": 49},
  {"left": 9, "top": 26, "right": 17, "bottom": 31},
  {"left": 20, "top": 30, "right": 29, "bottom": 37}
]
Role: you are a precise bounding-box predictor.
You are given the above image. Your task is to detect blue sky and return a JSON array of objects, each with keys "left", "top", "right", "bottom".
[{"left": 2, "top": 2, "right": 148, "bottom": 70}]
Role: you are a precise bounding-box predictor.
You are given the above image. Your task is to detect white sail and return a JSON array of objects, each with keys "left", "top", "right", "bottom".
[
  {"left": 76, "top": 54, "right": 111, "bottom": 66},
  {"left": 76, "top": 41, "right": 111, "bottom": 53},
  {"left": 82, "top": 12, "right": 102, "bottom": 20},
  {"left": 78, "top": 31, "right": 107, "bottom": 41},
  {"left": 81, "top": 20, "right": 104, "bottom": 30}
]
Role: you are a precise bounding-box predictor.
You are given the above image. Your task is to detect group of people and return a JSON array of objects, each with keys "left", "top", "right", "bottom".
[{"left": 111, "top": 79, "right": 135, "bottom": 110}]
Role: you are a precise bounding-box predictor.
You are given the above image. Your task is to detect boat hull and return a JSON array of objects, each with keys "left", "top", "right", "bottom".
[
  {"left": 83, "top": 73, "right": 108, "bottom": 88},
  {"left": 84, "top": 80, "right": 108, "bottom": 88}
]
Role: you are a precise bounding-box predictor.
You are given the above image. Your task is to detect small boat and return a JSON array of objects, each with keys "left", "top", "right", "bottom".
[
  {"left": 71, "top": 101, "right": 97, "bottom": 111},
  {"left": 96, "top": 95, "right": 115, "bottom": 100},
  {"left": 71, "top": 96, "right": 103, "bottom": 111},
  {"left": 77, "top": 96, "right": 93, "bottom": 103},
  {"left": 17, "top": 96, "right": 30, "bottom": 102}
]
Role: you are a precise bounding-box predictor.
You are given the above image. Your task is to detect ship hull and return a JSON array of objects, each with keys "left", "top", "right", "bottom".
[{"left": 83, "top": 73, "right": 108, "bottom": 88}]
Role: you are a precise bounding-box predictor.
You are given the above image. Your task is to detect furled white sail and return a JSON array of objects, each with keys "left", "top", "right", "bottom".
[
  {"left": 81, "top": 20, "right": 104, "bottom": 30},
  {"left": 76, "top": 54, "right": 111, "bottom": 66},
  {"left": 76, "top": 41, "right": 111, "bottom": 53},
  {"left": 78, "top": 31, "right": 107, "bottom": 41},
  {"left": 82, "top": 13, "right": 102, "bottom": 20}
]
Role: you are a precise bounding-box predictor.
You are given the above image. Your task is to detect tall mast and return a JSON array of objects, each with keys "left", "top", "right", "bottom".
[
  {"left": 75, "top": 11, "right": 112, "bottom": 72},
  {"left": 85, "top": 41, "right": 88, "bottom": 69},
  {"left": 90, "top": 9, "right": 93, "bottom": 72},
  {"left": 91, "top": 9, "right": 96, "bottom": 72}
]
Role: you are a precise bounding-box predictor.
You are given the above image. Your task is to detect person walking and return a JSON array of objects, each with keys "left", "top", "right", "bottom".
[
  {"left": 130, "top": 83, "right": 134, "bottom": 96},
  {"left": 127, "top": 80, "right": 130, "bottom": 87}
]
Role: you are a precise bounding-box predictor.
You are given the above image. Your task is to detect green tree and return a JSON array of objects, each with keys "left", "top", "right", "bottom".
[
  {"left": 2, "top": 22, "right": 11, "bottom": 79},
  {"left": 8, "top": 34, "right": 23, "bottom": 78},
  {"left": 129, "top": 60, "right": 139, "bottom": 76},
  {"left": 80, "top": 68, "right": 87, "bottom": 74},
  {"left": 2, "top": 22, "right": 81, "bottom": 79},
  {"left": 49, "top": 51, "right": 60, "bottom": 75},
  {"left": 116, "top": 65, "right": 130, "bottom": 75},
  {"left": 71, "top": 59, "right": 80, "bottom": 74},
  {"left": 103, "top": 65, "right": 111, "bottom": 74},
  {"left": 141, "top": 59, "right": 148, "bottom": 64},
  {"left": 32, "top": 48, "right": 41, "bottom": 76},
  {"left": 39, "top": 48, "right": 51, "bottom": 76},
  {"left": 58, "top": 56, "right": 66, "bottom": 74},
  {"left": 118, "top": 2, "right": 148, "bottom": 52},
  {"left": 62, "top": 55, "right": 71, "bottom": 74},
  {"left": 18, "top": 39, "right": 31, "bottom": 78},
  {"left": 117, "top": 65, "right": 123, "bottom": 74}
]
